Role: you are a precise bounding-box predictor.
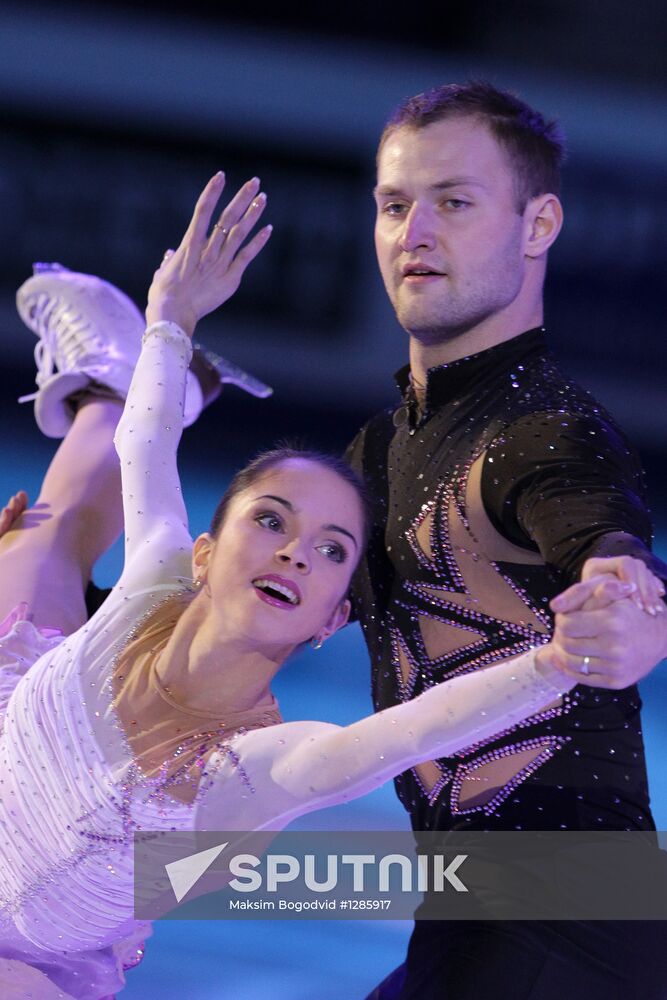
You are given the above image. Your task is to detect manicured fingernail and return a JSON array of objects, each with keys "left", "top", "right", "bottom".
[
  {"left": 655, "top": 603, "right": 665, "bottom": 614},
  {"left": 213, "top": 171, "right": 224, "bottom": 182},
  {"left": 263, "top": 224, "right": 273, "bottom": 236},
  {"left": 252, "top": 193, "right": 267, "bottom": 208},
  {"left": 619, "top": 581, "right": 636, "bottom": 592}
]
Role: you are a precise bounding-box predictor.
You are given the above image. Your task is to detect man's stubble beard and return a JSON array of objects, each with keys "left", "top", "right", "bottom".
[{"left": 394, "top": 233, "right": 525, "bottom": 346}]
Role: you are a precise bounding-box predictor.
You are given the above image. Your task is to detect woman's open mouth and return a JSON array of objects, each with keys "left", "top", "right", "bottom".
[{"left": 252, "top": 575, "right": 301, "bottom": 609}]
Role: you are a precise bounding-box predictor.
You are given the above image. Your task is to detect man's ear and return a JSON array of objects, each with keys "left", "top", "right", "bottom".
[
  {"left": 524, "top": 193, "right": 563, "bottom": 258},
  {"left": 191, "top": 532, "right": 214, "bottom": 581}
]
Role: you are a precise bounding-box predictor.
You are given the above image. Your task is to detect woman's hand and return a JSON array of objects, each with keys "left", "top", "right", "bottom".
[
  {"left": 0, "top": 491, "right": 28, "bottom": 537},
  {"left": 146, "top": 172, "right": 272, "bottom": 337},
  {"left": 580, "top": 554, "right": 665, "bottom": 616}
]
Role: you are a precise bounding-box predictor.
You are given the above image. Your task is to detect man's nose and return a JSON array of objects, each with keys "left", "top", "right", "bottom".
[{"left": 398, "top": 204, "right": 437, "bottom": 253}]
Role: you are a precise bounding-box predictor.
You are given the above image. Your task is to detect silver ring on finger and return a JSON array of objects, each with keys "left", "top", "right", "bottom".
[
  {"left": 213, "top": 224, "right": 228, "bottom": 239},
  {"left": 580, "top": 655, "right": 591, "bottom": 675}
]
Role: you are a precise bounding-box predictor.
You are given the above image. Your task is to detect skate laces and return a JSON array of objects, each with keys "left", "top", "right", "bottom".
[{"left": 18, "top": 293, "right": 103, "bottom": 403}]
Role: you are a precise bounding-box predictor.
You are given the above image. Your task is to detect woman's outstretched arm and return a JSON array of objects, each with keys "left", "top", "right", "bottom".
[
  {"left": 196, "top": 576, "right": 656, "bottom": 831},
  {"left": 113, "top": 173, "right": 271, "bottom": 587}
]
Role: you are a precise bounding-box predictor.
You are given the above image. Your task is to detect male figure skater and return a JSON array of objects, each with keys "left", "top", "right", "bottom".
[{"left": 346, "top": 81, "right": 667, "bottom": 1000}]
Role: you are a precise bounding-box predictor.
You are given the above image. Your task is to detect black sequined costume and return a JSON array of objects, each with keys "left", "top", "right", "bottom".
[{"left": 347, "top": 327, "right": 667, "bottom": 999}]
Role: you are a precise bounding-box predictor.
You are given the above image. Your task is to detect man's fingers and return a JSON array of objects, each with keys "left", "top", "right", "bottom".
[
  {"left": 581, "top": 579, "right": 641, "bottom": 611},
  {"left": 554, "top": 607, "right": 615, "bottom": 639},
  {"left": 550, "top": 576, "right": 634, "bottom": 614},
  {"left": 552, "top": 657, "right": 622, "bottom": 689},
  {"left": 546, "top": 644, "right": 626, "bottom": 688}
]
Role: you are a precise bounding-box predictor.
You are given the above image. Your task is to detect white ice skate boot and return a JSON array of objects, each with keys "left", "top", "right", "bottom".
[{"left": 17, "top": 263, "right": 272, "bottom": 438}]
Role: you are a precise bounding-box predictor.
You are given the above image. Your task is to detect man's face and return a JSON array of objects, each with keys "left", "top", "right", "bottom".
[{"left": 374, "top": 116, "right": 528, "bottom": 343}]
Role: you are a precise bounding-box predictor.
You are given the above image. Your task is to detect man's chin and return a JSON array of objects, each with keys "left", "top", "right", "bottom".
[{"left": 400, "top": 318, "right": 455, "bottom": 345}]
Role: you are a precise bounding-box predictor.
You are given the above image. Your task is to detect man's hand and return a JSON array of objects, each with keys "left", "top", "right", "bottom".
[{"left": 543, "top": 563, "right": 667, "bottom": 689}]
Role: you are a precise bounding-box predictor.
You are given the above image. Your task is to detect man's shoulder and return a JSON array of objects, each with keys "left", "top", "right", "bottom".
[
  {"left": 344, "top": 405, "right": 396, "bottom": 472},
  {"left": 489, "top": 348, "right": 644, "bottom": 485},
  {"left": 512, "top": 348, "right": 631, "bottom": 439}
]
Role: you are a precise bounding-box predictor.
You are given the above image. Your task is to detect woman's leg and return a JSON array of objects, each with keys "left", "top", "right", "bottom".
[
  {"left": 5, "top": 263, "right": 150, "bottom": 635},
  {"left": 5, "top": 260, "right": 241, "bottom": 634},
  {"left": 0, "top": 396, "right": 123, "bottom": 634}
]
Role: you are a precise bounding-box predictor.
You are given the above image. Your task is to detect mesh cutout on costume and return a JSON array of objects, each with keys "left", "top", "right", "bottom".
[
  {"left": 396, "top": 457, "right": 561, "bottom": 811},
  {"left": 446, "top": 495, "right": 549, "bottom": 633},
  {"left": 390, "top": 628, "right": 421, "bottom": 700},
  {"left": 454, "top": 742, "right": 547, "bottom": 810},
  {"left": 413, "top": 760, "right": 452, "bottom": 802},
  {"left": 450, "top": 737, "right": 569, "bottom": 816},
  {"left": 419, "top": 613, "right": 486, "bottom": 660}
]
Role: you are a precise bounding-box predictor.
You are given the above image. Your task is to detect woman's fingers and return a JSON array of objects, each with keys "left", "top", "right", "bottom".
[
  {"left": 176, "top": 171, "right": 226, "bottom": 262},
  {"left": 204, "top": 177, "right": 260, "bottom": 257},
  {"left": 226, "top": 223, "right": 273, "bottom": 279},
  {"left": 222, "top": 190, "right": 268, "bottom": 259},
  {"left": 0, "top": 491, "right": 28, "bottom": 537},
  {"left": 633, "top": 560, "right": 665, "bottom": 614},
  {"left": 147, "top": 171, "right": 273, "bottom": 334},
  {"left": 582, "top": 555, "right": 665, "bottom": 615}
]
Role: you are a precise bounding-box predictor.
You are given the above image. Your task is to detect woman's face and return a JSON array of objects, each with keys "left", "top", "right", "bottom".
[{"left": 192, "top": 459, "right": 365, "bottom": 657}]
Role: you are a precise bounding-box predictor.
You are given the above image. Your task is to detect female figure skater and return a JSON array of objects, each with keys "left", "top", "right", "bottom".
[{"left": 0, "top": 174, "right": 656, "bottom": 1000}]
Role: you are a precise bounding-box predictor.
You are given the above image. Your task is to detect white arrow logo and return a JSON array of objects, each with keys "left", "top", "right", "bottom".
[{"left": 165, "top": 842, "right": 228, "bottom": 903}]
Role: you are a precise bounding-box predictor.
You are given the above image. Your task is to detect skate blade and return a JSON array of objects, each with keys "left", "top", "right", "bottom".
[{"left": 192, "top": 342, "right": 273, "bottom": 398}]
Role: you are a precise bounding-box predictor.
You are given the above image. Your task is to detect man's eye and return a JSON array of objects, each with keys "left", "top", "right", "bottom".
[
  {"left": 255, "top": 512, "right": 283, "bottom": 532},
  {"left": 445, "top": 199, "right": 470, "bottom": 209},
  {"left": 383, "top": 202, "right": 407, "bottom": 216},
  {"left": 317, "top": 542, "right": 346, "bottom": 564}
]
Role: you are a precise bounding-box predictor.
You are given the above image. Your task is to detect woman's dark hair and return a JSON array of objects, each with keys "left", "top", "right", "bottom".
[{"left": 209, "top": 445, "right": 373, "bottom": 556}]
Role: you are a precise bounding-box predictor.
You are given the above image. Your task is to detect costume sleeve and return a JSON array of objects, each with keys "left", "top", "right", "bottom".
[
  {"left": 199, "top": 648, "right": 572, "bottom": 828},
  {"left": 481, "top": 410, "right": 666, "bottom": 584},
  {"left": 113, "top": 322, "right": 194, "bottom": 588}
]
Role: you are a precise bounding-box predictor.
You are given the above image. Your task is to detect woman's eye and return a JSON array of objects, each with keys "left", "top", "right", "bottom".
[
  {"left": 317, "top": 542, "right": 346, "bottom": 564},
  {"left": 255, "top": 512, "right": 284, "bottom": 532}
]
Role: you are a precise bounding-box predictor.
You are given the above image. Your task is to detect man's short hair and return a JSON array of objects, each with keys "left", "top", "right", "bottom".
[{"left": 378, "top": 80, "right": 566, "bottom": 212}]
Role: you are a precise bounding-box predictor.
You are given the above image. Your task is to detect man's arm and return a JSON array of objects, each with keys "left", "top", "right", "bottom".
[
  {"left": 481, "top": 410, "right": 662, "bottom": 582},
  {"left": 481, "top": 410, "right": 667, "bottom": 685}
]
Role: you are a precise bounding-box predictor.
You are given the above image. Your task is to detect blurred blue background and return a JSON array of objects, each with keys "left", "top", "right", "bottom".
[{"left": 0, "top": 2, "right": 665, "bottom": 997}]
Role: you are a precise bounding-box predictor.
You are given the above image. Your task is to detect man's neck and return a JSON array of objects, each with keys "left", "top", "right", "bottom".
[{"left": 408, "top": 308, "right": 543, "bottom": 388}]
